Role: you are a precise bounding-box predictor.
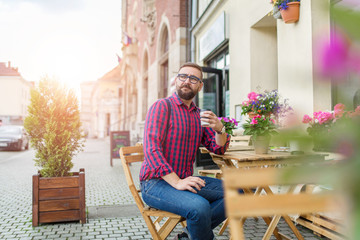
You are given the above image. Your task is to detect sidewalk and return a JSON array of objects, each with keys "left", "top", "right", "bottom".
[{"left": 0, "top": 138, "right": 327, "bottom": 239}]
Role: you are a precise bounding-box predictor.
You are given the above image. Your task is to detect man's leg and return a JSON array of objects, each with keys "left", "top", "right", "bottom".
[
  {"left": 196, "top": 176, "right": 226, "bottom": 229},
  {"left": 140, "top": 179, "right": 216, "bottom": 240}
]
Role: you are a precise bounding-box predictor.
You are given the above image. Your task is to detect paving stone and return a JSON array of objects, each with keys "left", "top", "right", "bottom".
[{"left": 0, "top": 138, "right": 332, "bottom": 240}]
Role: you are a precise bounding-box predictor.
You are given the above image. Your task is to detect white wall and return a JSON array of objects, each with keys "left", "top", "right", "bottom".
[
  {"left": 0, "top": 76, "right": 31, "bottom": 117},
  {"left": 226, "top": 0, "right": 332, "bottom": 121}
]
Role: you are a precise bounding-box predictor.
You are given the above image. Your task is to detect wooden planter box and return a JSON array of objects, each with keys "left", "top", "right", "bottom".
[{"left": 32, "top": 168, "right": 86, "bottom": 226}]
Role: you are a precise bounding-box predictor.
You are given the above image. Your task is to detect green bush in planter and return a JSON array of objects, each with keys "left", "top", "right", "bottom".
[{"left": 24, "top": 78, "right": 85, "bottom": 177}]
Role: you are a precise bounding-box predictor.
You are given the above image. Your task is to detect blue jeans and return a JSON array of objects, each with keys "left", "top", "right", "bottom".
[{"left": 140, "top": 176, "right": 225, "bottom": 240}]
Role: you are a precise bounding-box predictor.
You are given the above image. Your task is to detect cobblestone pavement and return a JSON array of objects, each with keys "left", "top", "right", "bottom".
[{"left": 0, "top": 138, "right": 328, "bottom": 239}]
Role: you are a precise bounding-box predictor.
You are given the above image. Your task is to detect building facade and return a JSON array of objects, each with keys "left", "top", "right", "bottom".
[
  {"left": 80, "top": 65, "right": 123, "bottom": 139},
  {"left": 120, "top": 0, "right": 188, "bottom": 143},
  {"left": 189, "top": 0, "right": 359, "bottom": 126},
  {"left": 0, "top": 61, "right": 33, "bottom": 125},
  {"left": 80, "top": 81, "right": 96, "bottom": 138}
]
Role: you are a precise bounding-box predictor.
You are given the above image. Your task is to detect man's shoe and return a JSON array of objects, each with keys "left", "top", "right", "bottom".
[{"left": 173, "top": 232, "right": 190, "bottom": 240}]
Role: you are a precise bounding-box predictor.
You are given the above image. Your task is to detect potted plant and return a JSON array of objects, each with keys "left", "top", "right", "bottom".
[
  {"left": 241, "top": 89, "right": 291, "bottom": 119},
  {"left": 243, "top": 114, "right": 278, "bottom": 154},
  {"left": 271, "top": 0, "right": 301, "bottom": 23},
  {"left": 24, "top": 78, "right": 86, "bottom": 226},
  {"left": 218, "top": 117, "right": 238, "bottom": 136},
  {"left": 302, "top": 103, "right": 360, "bottom": 151}
]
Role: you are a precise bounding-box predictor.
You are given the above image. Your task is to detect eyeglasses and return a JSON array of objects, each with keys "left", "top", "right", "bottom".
[{"left": 177, "top": 74, "right": 202, "bottom": 84}]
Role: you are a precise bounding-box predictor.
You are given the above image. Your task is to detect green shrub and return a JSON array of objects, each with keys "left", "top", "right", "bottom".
[{"left": 24, "top": 78, "right": 85, "bottom": 177}]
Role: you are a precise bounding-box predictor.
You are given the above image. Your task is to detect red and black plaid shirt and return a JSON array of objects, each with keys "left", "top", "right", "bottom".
[{"left": 140, "top": 92, "right": 230, "bottom": 181}]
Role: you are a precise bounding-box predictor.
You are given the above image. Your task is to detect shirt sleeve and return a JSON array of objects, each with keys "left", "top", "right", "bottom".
[
  {"left": 201, "top": 127, "right": 230, "bottom": 155},
  {"left": 143, "top": 99, "right": 174, "bottom": 178}
]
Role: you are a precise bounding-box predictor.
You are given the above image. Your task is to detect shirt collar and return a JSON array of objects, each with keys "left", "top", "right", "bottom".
[{"left": 172, "top": 92, "right": 198, "bottom": 111}]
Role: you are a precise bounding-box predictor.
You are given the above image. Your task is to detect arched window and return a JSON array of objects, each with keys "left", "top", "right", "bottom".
[
  {"left": 142, "top": 51, "right": 149, "bottom": 120},
  {"left": 159, "top": 27, "right": 169, "bottom": 99}
]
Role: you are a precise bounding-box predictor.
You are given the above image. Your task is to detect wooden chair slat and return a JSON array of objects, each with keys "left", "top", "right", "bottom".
[
  {"left": 223, "top": 167, "right": 342, "bottom": 240},
  {"left": 226, "top": 193, "right": 335, "bottom": 217}
]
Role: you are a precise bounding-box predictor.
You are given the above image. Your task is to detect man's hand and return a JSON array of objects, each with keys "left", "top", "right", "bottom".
[
  {"left": 174, "top": 176, "right": 206, "bottom": 193},
  {"left": 200, "top": 111, "right": 223, "bottom": 133}
]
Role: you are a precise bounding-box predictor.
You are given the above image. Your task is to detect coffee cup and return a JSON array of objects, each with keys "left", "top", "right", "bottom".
[{"left": 200, "top": 109, "right": 210, "bottom": 126}]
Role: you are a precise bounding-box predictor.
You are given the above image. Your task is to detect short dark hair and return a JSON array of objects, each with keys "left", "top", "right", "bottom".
[{"left": 178, "top": 62, "right": 203, "bottom": 80}]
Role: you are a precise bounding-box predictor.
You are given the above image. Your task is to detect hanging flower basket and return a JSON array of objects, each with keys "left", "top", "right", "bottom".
[{"left": 280, "top": 2, "right": 300, "bottom": 23}]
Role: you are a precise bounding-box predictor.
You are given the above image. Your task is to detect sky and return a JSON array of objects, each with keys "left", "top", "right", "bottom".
[{"left": 0, "top": 0, "right": 122, "bottom": 95}]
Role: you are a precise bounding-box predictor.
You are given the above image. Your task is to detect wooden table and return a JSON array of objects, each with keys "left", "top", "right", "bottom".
[
  {"left": 210, "top": 150, "right": 327, "bottom": 240},
  {"left": 210, "top": 150, "right": 326, "bottom": 169}
]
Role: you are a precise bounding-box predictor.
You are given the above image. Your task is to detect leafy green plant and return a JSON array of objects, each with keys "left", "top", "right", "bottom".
[
  {"left": 302, "top": 103, "right": 360, "bottom": 151},
  {"left": 24, "top": 78, "right": 85, "bottom": 177},
  {"left": 241, "top": 89, "right": 291, "bottom": 118},
  {"left": 218, "top": 117, "right": 238, "bottom": 136},
  {"left": 242, "top": 115, "right": 278, "bottom": 140}
]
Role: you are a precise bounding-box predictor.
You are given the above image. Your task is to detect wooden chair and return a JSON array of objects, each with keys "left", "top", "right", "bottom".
[
  {"left": 229, "top": 135, "right": 252, "bottom": 148},
  {"left": 223, "top": 167, "right": 341, "bottom": 240},
  {"left": 119, "top": 146, "right": 186, "bottom": 240}
]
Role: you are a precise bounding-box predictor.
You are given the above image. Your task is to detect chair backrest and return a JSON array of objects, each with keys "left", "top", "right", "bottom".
[
  {"left": 223, "top": 167, "right": 341, "bottom": 239},
  {"left": 230, "top": 135, "right": 252, "bottom": 147},
  {"left": 119, "top": 145, "right": 145, "bottom": 212}
]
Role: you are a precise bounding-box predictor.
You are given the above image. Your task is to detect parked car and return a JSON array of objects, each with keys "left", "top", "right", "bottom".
[{"left": 0, "top": 125, "right": 30, "bottom": 151}]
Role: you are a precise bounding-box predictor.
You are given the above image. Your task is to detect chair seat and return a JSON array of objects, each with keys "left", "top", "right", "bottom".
[
  {"left": 198, "top": 169, "right": 223, "bottom": 178},
  {"left": 143, "top": 207, "right": 185, "bottom": 219}
]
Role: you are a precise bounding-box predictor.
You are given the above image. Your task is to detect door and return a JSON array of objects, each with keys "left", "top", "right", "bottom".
[{"left": 195, "top": 67, "right": 224, "bottom": 167}]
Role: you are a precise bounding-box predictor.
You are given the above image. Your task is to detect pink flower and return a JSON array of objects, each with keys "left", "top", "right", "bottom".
[
  {"left": 247, "top": 92, "right": 258, "bottom": 101},
  {"left": 231, "top": 118, "right": 239, "bottom": 126},
  {"left": 348, "top": 106, "right": 360, "bottom": 117},
  {"left": 316, "top": 31, "right": 360, "bottom": 82},
  {"left": 334, "top": 103, "right": 346, "bottom": 118},
  {"left": 242, "top": 100, "right": 249, "bottom": 106},
  {"left": 302, "top": 114, "right": 312, "bottom": 124},
  {"left": 318, "top": 33, "right": 349, "bottom": 81},
  {"left": 254, "top": 114, "right": 262, "bottom": 119},
  {"left": 270, "top": 119, "right": 276, "bottom": 124},
  {"left": 355, "top": 105, "right": 360, "bottom": 113},
  {"left": 223, "top": 117, "right": 230, "bottom": 122},
  {"left": 317, "top": 112, "right": 334, "bottom": 125},
  {"left": 250, "top": 118, "right": 258, "bottom": 125}
]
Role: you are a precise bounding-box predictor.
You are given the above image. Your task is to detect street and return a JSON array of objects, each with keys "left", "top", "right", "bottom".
[{"left": 0, "top": 138, "right": 324, "bottom": 239}]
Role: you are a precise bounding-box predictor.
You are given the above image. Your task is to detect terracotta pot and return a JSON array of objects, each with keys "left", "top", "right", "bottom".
[
  {"left": 253, "top": 135, "right": 270, "bottom": 154},
  {"left": 248, "top": 112, "right": 258, "bottom": 118},
  {"left": 280, "top": 2, "right": 300, "bottom": 23},
  {"left": 248, "top": 112, "right": 271, "bottom": 118}
]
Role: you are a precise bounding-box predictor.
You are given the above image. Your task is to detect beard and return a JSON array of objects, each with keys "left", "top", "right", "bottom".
[{"left": 176, "top": 84, "right": 197, "bottom": 100}]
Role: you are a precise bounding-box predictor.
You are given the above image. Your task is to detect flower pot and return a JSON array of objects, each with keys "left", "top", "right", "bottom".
[
  {"left": 253, "top": 135, "right": 270, "bottom": 154},
  {"left": 280, "top": 2, "right": 300, "bottom": 23},
  {"left": 248, "top": 112, "right": 257, "bottom": 118},
  {"left": 248, "top": 112, "right": 271, "bottom": 118},
  {"left": 32, "top": 168, "right": 86, "bottom": 226}
]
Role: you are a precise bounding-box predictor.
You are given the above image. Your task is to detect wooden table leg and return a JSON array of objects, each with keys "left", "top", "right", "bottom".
[
  {"left": 219, "top": 218, "right": 229, "bottom": 235},
  {"left": 262, "top": 186, "right": 305, "bottom": 240},
  {"left": 263, "top": 215, "right": 282, "bottom": 240},
  {"left": 263, "top": 217, "right": 283, "bottom": 240},
  {"left": 283, "top": 215, "right": 304, "bottom": 240}
]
